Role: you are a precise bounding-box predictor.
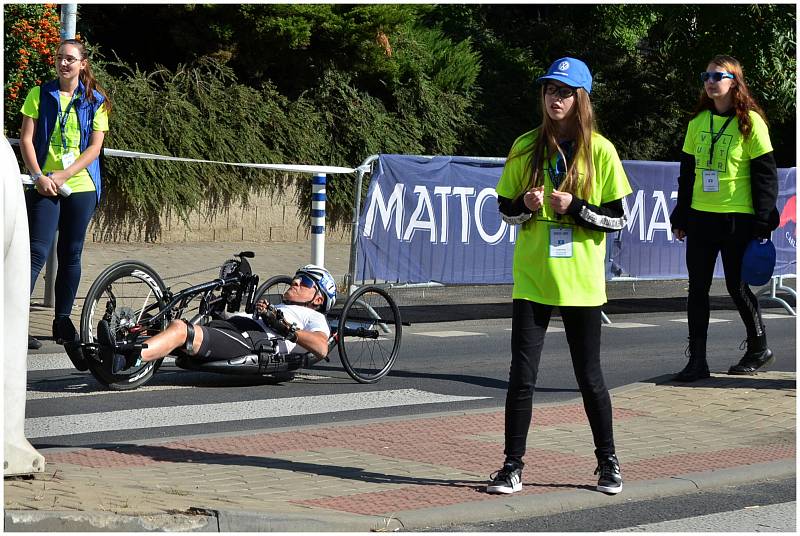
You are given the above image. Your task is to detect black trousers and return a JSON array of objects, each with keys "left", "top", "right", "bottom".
[
  {"left": 504, "top": 300, "right": 615, "bottom": 463},
  {"left": 686, "top": 209, "right": 765, "bottom": 342}
]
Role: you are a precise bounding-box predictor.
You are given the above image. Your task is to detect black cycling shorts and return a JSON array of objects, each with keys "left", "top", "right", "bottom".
[{"left": 195, "top": 317, "right": 271, "bottom": 362}]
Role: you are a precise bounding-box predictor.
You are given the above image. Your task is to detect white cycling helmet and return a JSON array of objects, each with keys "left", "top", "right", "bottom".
[{"left": 295, "top": 264, "right": 337, "bottom": 313}]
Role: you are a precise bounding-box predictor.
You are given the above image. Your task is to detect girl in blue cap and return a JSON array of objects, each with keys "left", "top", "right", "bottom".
[
  {"left": 670, "top": 55, "right": 778, "bottom": 381},
  {"left": 489, "top": 57, "right": 631, "bottom": 495}
]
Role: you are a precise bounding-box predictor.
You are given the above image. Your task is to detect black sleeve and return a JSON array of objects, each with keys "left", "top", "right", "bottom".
[
  {"left": 566, "top": 196, "right": 626, "bottom": 232},
  {"left": 498, "top": 194, "right": 533, "bottom": 225},
  {"left": 670, "top": 152, "right": 695, "bottom": 232},
  {"left": 750, "top": 151, "right": 779, "bottom": 238}
]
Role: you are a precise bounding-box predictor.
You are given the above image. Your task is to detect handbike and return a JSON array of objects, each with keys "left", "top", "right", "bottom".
[{"left": 65, "top": 252, "right": 402, "bottom": 390}]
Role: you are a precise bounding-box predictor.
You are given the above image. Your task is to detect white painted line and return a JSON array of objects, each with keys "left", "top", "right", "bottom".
[
  {"left": 670, "top": 318, "right": 730, "bottom": 324},
  {"left": 415, "top": 330, "right": 486, "bottom": 338},
  {"left": 27, "top": 383, "right": 193, "bottom": 400},
  {"left": 28, "top": 354, "right": 175, "bottom": 372},
  {"left": 24, "top": 389, "right": 490, "bottom": 439},
  {"left": 602, "top": 322, "right": 657, "bottom": 329},
  {"left": 504, "top": 327, "right": 565, "bottom": 333},
  {"left": 761, "top": 313, "right": 795, "bottom": 320}
]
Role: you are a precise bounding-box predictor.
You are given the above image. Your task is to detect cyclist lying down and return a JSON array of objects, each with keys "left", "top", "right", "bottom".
[{"left": 98, "top": 265, "right": 337, "bottom": 374}]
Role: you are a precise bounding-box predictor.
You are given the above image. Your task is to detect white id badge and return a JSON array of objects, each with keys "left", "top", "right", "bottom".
[
  {"left": 61, "top": 152, "right": 76, "bottom": 168},
  {"left": 549, "top": 227, "right": 573, "bottom": 258},
  {"left": 702, "top": 170, "right": 719, "bottom": 192}
]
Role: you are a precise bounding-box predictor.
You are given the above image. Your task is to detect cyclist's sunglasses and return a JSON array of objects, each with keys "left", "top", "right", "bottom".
[
  {"left": 294, "top": 274, "right": 318, "bottom": 290},
  {"left": 700, "top": 71, "right": 734, "bottom": 83}
]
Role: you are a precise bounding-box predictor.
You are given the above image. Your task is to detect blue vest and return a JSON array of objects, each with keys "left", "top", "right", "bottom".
[{"left": 33, "top": 79, "right": 106, "bottom": 203}]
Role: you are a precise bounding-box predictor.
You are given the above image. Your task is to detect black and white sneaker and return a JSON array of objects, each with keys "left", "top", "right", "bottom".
[
  {"left": 595, "top": 454, "right": 623, "bottom": 494},
  {"left": 486, "top": 462, "right": 522, "bottom": 494}
]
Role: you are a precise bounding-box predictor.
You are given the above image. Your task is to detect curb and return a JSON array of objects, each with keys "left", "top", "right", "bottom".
[
  {"left": 386, "top": 459, "right": 797, "bottom": 531},
  {"left": 5, "top": 460, "right": 794, "bottom": 532}
]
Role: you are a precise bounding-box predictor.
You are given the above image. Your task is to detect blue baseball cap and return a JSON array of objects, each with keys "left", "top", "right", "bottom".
[
  {"left": 741, "top": 238, "right": 776, "bottom": 286},
  {"left": 537, "top": 57, "right": 592, "bottom": 93}
]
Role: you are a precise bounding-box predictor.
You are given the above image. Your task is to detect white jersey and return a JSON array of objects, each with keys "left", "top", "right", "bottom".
[{"left": 229, "top": 303, "right": 329, "bottom": 354}]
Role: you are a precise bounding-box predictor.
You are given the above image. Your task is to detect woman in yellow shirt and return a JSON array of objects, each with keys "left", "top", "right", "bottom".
[
  {"left": 19, "top": 39, "right": 111, "bottom": 350},
  {"left": 670, "top": 55, "right": 778, "bottom": 381},
  {"left": 488, "top": 57, "right": 631, "bottom": 496}
]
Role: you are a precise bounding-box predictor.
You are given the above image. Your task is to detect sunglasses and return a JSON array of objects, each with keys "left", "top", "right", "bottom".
[
  {"left": 294, "top": 274, "right": 317, "bottom": 290},
  {"left": 700, "top": 71, "right": 734, "bottom": 83},
  {"left": 544, "top": 84, "right": 576, "bottom": 99}
]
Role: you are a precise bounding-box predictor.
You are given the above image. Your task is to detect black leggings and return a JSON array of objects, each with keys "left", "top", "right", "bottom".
[
  {"left": 686, "top": 209, "right": 764, "bottom": 341},
  {"left": 504, "top": 300, "right": 615, "bottom": 462}
]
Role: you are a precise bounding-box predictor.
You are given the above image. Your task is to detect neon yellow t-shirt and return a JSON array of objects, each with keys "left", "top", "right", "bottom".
[
  {"left": 21, "top": 85, "right": 109, "bottom": 193},
  {"left": 496, "top": 129, "right": 632, "bottom": 306},
  {"left": 682, "top": 109, "right": 772, "bottom": 215}
]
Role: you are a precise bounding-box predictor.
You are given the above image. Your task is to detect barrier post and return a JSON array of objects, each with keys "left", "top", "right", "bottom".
[{"left": 311, "top": 173, "right": 326, "bottom": 266}]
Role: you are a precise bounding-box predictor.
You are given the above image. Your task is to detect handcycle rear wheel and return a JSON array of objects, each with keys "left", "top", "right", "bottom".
[
  {"left": 80, "top": 261, "right": 167, "bottom": 390},
  {"left": 337, "top": 285, "right": 402, "bottom": 383}
]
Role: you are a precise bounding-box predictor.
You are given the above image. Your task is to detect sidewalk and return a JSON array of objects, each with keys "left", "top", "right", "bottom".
[{"left": 5, "top": 371, "right": 796, "bottom": 531}]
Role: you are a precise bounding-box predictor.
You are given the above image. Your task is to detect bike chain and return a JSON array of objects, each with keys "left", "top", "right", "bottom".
[{"left": 161, "top": 265, "right": 221, "bottom": 282}]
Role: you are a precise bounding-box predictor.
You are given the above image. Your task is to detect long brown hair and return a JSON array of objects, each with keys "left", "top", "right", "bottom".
[
  {"left": 692, "top": 55, "right": 765, "bottom": 138},
  {"left": 509, "top": 85, "right": 595, "bottom": 200},
  {"left": 59, "top": 39, "right": 112, "bottom": 114}
]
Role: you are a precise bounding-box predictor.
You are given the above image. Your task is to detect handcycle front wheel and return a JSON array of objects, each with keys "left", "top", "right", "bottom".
[
  {"left": 336, "top": 285, "right": 402, "bottom": 383},
  {"left": 80, "top": 260, "right": 167, "bottom": 390}
]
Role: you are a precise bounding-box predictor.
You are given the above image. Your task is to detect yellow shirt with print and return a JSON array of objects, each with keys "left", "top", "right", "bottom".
[
  {"left": 682, "top": 110, "right": 772, "bottom": 215},
  {"left": 21, "top": 85, "right": 109, "bottom": 194},
  {"left": 496, "top": 129, "right": 632, "bottom": 307}
]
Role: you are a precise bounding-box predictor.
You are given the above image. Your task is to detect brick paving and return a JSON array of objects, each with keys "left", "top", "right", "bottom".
[{"left": 5, "top": 372, "right": 795, "bottom": 522}]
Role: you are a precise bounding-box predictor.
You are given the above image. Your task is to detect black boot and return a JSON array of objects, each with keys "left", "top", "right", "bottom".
[
  {"left": 728, "top": 335, "right": 774, "bottom": 375},
  {"left": 674, "top": 337, "right": 710, "bottom": 382}
]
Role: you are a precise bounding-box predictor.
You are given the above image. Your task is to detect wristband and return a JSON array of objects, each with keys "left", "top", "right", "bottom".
[{"left": 31, "top": 172, "right": 43, "bottom": 182}]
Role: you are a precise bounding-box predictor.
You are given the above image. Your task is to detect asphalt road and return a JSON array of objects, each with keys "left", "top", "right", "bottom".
[{"left": 25, "top": 306, "right": 795, "bottom": 448}]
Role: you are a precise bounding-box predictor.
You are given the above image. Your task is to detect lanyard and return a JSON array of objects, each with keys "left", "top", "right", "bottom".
[
  {"left": 57, "top": 92, "right": 78, "bottom": 152},
  {"left": 546, "top": 141, "right": 573, "bottom": 190},
  {"left": 707, "top": 112, "right": 735, "bottom": 167}
]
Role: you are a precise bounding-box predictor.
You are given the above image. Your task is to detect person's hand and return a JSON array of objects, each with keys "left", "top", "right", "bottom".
[
  {"left": 550, "top": 190, "right": 573, "bottom": 214},
  {"left": 255, "top": 298, "right": 269, "bottom": 313},
  {"left": 259, "top": 305, "right": 297, "bottom": 342},
  {"left": 523, "top": 186, "right": 544, "bottom": 211},
  {"left": 47, "top": 170, "right": 69, "bottom": 188},
  {"left": 673, "top": 228, "right": 686, "bottom": 242},
  {"left": 35, "top": 175, "right": 58, "bottom": 196}
]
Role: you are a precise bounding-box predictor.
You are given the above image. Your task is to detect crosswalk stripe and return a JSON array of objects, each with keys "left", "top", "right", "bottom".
[
  {"left": 505, "top": 327, "right": 565, "bottom": 333},
  {"left": 415, "top": 330, "right": 485, "bottom": 338},
  {"left": 761, "top": 313, "right": 794, "bottom": 319},
  {"left": 670, "top": 318, "right": 730, "bottom": 324},
  {"left": 26, "top": 383, "right": 193, "bottom": 400},
  {"left": 602, "top": 322, "right": 657, "bottom": 329},
  {"left": 27, "top": 354, "right": 175, "bottom": 372},
  {"left": 24, "top": 389, "right": 490, "bottom": 439}
]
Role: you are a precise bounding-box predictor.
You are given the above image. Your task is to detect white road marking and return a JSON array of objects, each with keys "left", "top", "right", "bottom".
[
  {"left": 670, "top": 318, "right": 730, "bottom": 324},
  {"left": 24, "top": 389, "right": 490, "bottom": 439},
  {"left": 504, "top": 327, "right": 565, "bottom": 333},
  {"left": 415, "top": 330, "right": 486, "bottom": 338},
  {"left": 761, "top": 313, "right": 795, "bottom": 320},
  {"left": 26, "top": 383, "right": 193, "bottom": 400},
  {"left": 602, "top": 322, "right": 657, "bottom": 329},
  {"left": 27, "top": 354, "right": 175, "bottom": 372}
]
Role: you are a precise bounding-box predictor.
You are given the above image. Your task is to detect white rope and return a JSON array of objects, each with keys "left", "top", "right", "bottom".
[{"left": 6, "top": 138, "right": 356, "bottom": 175}]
